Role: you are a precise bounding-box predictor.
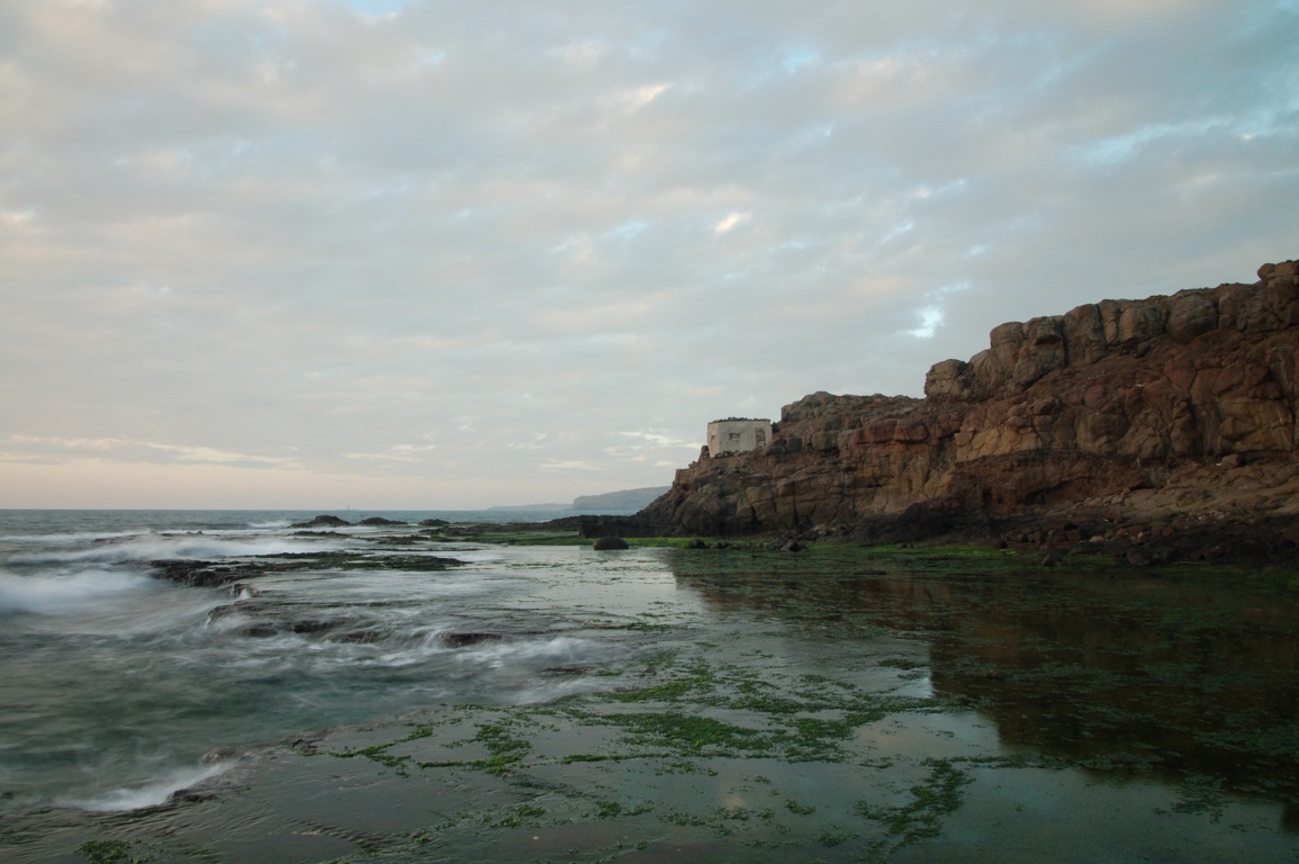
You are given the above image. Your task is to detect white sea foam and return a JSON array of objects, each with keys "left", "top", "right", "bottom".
[
  {"left": 58, "top": 762, "right": 228, "bottom": 812},
  {"left": 465, "top": 635, "right": 615, "bottom": 669},
  {"left": 247, "top": 519, "right": 293, "bottom": 529},
  {"left": 307, "top": 570, "right": 500, "bottom": 600},
  {"left": 514, "top": 675, "right": 609, "bottom": 704},
  {"left": 13, "top": 533, "right": 342, "bottom": 566},
  {"left": 1, "top": 529, "right": 147, "bottom": 546},
  {"left": 0, "top": 568, "right": 155, "bottom": 615},
  {"left": 202, "top": 607, "right": 255, "bottom": 633},
  {"left": 444, "top": 550, "right": 507, "bottom": 563}
]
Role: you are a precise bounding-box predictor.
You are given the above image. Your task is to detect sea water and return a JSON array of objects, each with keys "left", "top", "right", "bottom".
[
  {"left": 0, "top": 509, "right": 633, "bottom": 812},
  {"left": 4, "top": 510, "right": 1299, "bottom": 863}
]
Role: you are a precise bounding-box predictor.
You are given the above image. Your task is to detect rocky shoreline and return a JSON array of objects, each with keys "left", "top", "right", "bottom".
[{"left": 636, "top": 258, "right": 1299, "bottom": 565}]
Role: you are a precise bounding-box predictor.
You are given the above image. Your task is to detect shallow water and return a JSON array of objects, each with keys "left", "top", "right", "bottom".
[
  {"left": 0, "top": 510, "right": 622, "bottom": 811},
  {"left": 2, "top": 512, "right": 1298, "bottom": 862}
]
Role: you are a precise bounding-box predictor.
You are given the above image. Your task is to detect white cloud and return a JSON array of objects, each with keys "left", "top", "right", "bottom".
[
  {"left": 620, "top": 430, "right": 697, "bottom": 449},
  {"left": 540, "top": 460, "right": 600, "bottom": 473},
  {"left": 714, "top": 211, "right": 751, "bottom": 234},
  {"left": 3, "top": 435, "right": 298, "bottom": 469},
  {"left": 615, "top": 83, "right": 670, "bottom": 112},
  {"left": 351, "top": 0, "right": 408, "bottom": 21},
  {"left": 908, "top": 306, "right": 944, "bottom": 339},
  {"left": 345, "top": 442, "right": 438, "bottom": 463}
]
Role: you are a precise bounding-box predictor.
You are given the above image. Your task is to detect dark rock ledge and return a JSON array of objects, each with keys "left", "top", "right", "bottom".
[{"left": 149, "top": 550, "right": 465, "bottom": 589}]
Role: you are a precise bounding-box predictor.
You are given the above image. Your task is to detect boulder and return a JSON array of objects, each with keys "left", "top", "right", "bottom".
[
  {"left": 924, "top": 358, "right": 973, "bottom": 400},
  {"left": 1166, "top": 291, "right": 1217, "bottom": 343}
]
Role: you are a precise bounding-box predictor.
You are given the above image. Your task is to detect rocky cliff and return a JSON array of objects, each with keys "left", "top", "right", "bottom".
[{"left": 643, "top": 259, "right": 1299, "bottom": 558}]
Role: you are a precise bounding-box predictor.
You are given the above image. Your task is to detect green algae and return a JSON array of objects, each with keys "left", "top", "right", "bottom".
[
  {"left": 855, "top": 759, "right": 973, "bottom": 844},
  {"left": 77, "top": 840, "right": 153, "bottom": 864}
]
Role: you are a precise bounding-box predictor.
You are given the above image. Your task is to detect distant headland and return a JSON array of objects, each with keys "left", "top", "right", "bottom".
[{"left": 488, "top": 486, "right": 671, "bottom": 514}]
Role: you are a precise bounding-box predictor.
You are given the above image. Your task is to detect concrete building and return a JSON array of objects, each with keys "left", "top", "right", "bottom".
[{"left": 707, "top": 418, "right": 772, "bottom": 456}]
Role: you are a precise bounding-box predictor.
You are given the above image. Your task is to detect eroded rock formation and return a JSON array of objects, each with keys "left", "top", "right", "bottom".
[{"left": 644, "top": 259, "right": 1299, "bottom": 555}]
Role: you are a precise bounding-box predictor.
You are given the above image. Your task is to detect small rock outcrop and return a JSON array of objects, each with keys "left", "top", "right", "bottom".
[
  {"left": 642, "top": 259, "right": 1299, "bottom": 557},
  {"left": 290, "top": 515, "right": 352, "bottom": 528}
]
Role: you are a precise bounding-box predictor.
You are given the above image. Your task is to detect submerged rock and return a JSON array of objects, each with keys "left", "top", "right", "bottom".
[
  {"left": 439, "top": 632, "right": 503, "bottom": 648},
  {"left": 150, "top": 548, "right": 465, "bottom": 591},
  {"left": 592, "top": 537, "right": 630, "bottom": 550},
  {"left": 151, "top": 559, "right": 265, "bottom": 588}
]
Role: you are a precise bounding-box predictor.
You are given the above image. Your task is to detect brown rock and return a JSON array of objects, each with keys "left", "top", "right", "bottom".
[
  {"left": 641, "top": 257, "right": 1299, "bottom": 555},
  {"left": 924, "top": 358, "right": 972, "bottom": 400},
  {"left": 1117, "top": 302, "right": 1165, "bottom": 347},
  {"left": 1166, "top": 290, "right": 1218, "bottom": 343},
  {"left": 1012, "top": 317, "right": 1067, "bottom": 386},
  {"left": 1062, "top": 303, "right": 1109, "bottom": 366}
]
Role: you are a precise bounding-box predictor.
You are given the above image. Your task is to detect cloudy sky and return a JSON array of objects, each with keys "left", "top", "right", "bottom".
[{"left": 2, "top": 0, "right": 1296, "bottom": 510}]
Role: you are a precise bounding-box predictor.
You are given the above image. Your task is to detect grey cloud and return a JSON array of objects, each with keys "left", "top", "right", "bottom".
[{"left": 1, "top": 0, "right": 1296, "bottom": 507}]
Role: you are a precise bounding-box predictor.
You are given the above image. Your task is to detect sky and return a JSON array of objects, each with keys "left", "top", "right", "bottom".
[{"left": 1, "top": 0, "right": 1297, "bottom": 510}]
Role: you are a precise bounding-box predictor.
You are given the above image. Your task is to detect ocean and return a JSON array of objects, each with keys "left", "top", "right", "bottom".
[{"left": 0, "top": 509, "right": 628, "bottom": 811}]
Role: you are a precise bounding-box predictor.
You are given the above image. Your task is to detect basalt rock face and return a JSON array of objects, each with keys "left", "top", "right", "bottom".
[{"left": 644, "top": 259, "right": 1299, "bottom": 547}]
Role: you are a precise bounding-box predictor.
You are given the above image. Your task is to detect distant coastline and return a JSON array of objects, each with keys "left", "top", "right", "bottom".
[
  {"left": 489, "top": 485, "right": 669, "bottom": 514},
  {"left": 485, "top": 502, "right": 570, "bottom": 512}
]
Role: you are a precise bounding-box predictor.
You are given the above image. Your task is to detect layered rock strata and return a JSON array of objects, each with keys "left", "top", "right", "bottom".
[{"left": 643, "top": 259, "right": 1299, "bottom": 555}]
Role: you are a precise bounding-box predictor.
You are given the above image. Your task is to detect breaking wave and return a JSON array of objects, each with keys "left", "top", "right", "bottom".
[
  {"left": 0, "top": 568, "right": 155, "bottom": 615},
  {"left": 56, "top": 762, "right": 230, "bottom": 813},
  {"left": 11, "top": 533, "right": 342, "bottom": 566}
]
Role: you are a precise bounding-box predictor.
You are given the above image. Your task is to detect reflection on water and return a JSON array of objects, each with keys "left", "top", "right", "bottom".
[{"left": 666, "top": 548, "right": 1299, "bottom": 831}]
